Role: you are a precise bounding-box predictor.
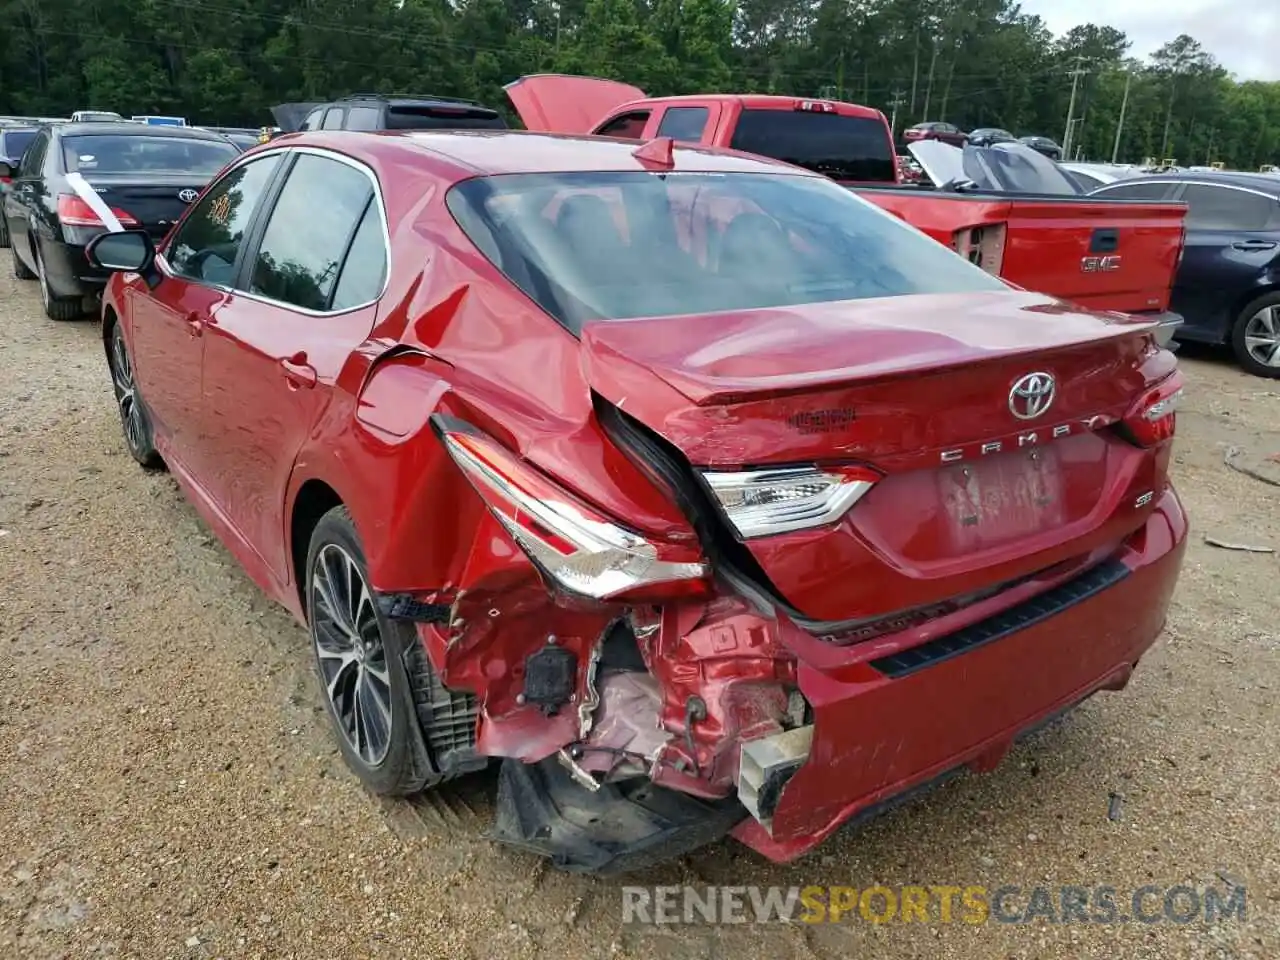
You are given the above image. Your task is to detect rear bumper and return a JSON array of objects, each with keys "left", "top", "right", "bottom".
[
  {"left": 731, "top": 485, "right": 1188, "bottom": 862},
  {"left": 39, "top": 237, "right": 109, "bottom": 298}
]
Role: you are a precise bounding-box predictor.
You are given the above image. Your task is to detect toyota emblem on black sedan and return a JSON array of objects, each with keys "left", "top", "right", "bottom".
[
  {"left": 178, "top": 188, "right": 199, "bottom": 203},
  {"left": 1008, "top": 372, "right": 1056, "bottom": 420}
]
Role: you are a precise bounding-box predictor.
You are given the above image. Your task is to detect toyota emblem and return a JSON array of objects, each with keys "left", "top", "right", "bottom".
[
  {"left": 1008, "top": 372, "right": 1056, "bottom": 420},
  {"left": 178, "top": 188, "right": 199, "bottom": 203}
]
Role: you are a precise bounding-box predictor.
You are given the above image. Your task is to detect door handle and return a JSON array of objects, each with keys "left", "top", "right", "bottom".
[
  {"left": 280, "top": 353, "right": 317, "bottom": 390},
  {"left": 1232, "top": 240, "right": 1277, "bottom": 251},
  {"left": 184, "top": 312, "right": 204, "bottom": 337}
]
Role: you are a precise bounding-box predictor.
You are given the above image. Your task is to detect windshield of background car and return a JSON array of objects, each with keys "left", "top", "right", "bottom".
[
  {"left": 446, "top": 170, "right": 1009, "bottom": 333},
  {"left": 729, "top": 110, "right": 897, "bottom": 182},
  {"left": 61, "top": 135, "right": 239, "bottom": 175},
  {"left": 2, "top": 129, "right": 37, "bottom": 162}
]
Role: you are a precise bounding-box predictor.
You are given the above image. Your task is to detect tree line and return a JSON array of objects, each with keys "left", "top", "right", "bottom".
[{"left": 2, "top": 0, "right": 1278, "bottom": 169}]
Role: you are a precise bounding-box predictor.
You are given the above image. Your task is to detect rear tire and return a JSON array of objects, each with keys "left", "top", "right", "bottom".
[
  {"left": 11, "top": 239, "right": 35, "bottom": 280},
  {"left": 36, "top": 246, "right": 83, "bottom": 322},
  {"left": 306, "top": 506, "right": 447, "bottom": 797},
  {"left": 0, "top": 216, "right": 10, "bottom": 249},
  {"left": 1231, "top": 292, "right": 1280, "bottom": 379}
]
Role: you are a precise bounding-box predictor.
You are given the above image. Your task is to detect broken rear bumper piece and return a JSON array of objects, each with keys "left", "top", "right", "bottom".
[{"left": 473, "top": 488, "right": 1186, "bottom": 873}]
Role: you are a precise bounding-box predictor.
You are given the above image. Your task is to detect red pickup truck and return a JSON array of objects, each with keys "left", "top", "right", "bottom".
[{"left": 505, "top": 75, "right": 1186, "bottom": 332}]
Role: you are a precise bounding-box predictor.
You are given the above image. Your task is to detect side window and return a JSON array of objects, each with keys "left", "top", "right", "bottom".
[
  {"left": 1180, "top": 184, "right": 1272, "bottom": 231},
  {"left": 167, "top": 154, "right": 283, "bottom": 285},
  {"left": 330, "top": 200, "right": 388, "bottom": 310},
  {"left": 301, "top": 108, "right": 324, "bottom": 131},
  {"left": 322, "top": 108, "right": 345, "bottom": 130},
  {"left": 594, "top": 111, "right": 651, "bottom": 140},
  {"left": 1093, "top": 181, "right": 1173, "bottom": 201},
  {"left": 345, "top": 106, "right": 381, "bottom": 131},
  {"left": 19, "top": 132, "right": 48, "bottom": 177},
  {"left": 249, "top": 154, "right": 373, "bottom": 311},
  {"left": 656, "top": 107, "right": 710, "bottom": 142}
]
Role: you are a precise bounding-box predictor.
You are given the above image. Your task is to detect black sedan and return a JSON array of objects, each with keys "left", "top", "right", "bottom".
[
  {"left": 1, "top": 121, "right": 239, "bottom": 320},
  {"left": 1020, "top": 135, "right": 1063, "bottom": 160},
  {"left": 0, "top": 124, "right": 38, "bottom": 248},
  {"left": 1090, "top": 171, "right": 1280, "bottom": 377},
  {"left": 967, "top": 127, "right": 1018, "bottom": 146}
]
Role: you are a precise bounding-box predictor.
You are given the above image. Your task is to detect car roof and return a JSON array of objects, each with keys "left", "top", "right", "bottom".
[
  {"left": 269, "top": 129, "right": 821, "bottom": 179},
  {"left": 1119, "top": 170, "right": 1280, "bottom": 195},
  {"left": 52, "top": 121, "right": 232, "bottom": 141}
]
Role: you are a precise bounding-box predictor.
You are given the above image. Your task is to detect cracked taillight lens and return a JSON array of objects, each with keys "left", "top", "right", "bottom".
[
  {"left": 700, "top": 465, "right": 879, "bottom": 539},
  {"left": 1119, "top": 371, "right": 1184, "bottom": 447},
  {"left": 434, "top": 419, "right": 708, "bottom": 601}
]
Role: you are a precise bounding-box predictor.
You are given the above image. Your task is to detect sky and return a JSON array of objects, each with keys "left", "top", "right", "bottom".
[{"left": 1017, "top": 0, "right": 1280, "bottom": 81}]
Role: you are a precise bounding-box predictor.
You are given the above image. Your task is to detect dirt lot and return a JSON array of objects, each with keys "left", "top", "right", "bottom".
[{"left": 0, "top": 268, "right": 1277, "bottom": 960}]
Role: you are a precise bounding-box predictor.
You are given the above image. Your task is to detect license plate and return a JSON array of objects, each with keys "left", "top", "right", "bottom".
[{"left": 939, "top": 448, "right": 1065, "bottom": 549}]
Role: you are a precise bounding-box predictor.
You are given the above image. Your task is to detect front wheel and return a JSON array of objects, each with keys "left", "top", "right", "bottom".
[
  {"left": 306, "top": 507, "right": 447, "bottom": 796},
  {"left": 1231, "top": 293, "right": 1280, "bottom": 379},
  {"left": 107, "top": 321, "right": 163, "bottom": 468}
]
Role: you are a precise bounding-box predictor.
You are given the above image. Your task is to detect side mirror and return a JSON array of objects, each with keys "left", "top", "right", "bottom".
[
  {"left": 86, "top": 229, "right": 155, "bottom": 273},
  {"left": 0, "top": 160, "right": 14, "bottom": 178}
]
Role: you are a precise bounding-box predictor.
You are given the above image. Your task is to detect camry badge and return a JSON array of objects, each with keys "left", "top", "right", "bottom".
[
  {"left": 178, "top": 188, "right": 199, "bottom": 203},
  {"left": 1009, "top": 372, "right": 1056, "bottom": 420}
]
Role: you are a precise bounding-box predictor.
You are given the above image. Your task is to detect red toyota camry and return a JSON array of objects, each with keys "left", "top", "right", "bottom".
[{"left": 86, "top": 129, "right": 1188, "bottom": 873}]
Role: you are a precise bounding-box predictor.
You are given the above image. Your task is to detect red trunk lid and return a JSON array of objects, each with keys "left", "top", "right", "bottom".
[{"left": 585, "top": 290, "right": 1172, "bottom": 626}]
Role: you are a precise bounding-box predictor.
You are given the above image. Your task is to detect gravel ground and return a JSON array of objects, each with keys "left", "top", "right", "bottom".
[{"left": 1, "top": 267, "right": 1277, "bottom": 960}]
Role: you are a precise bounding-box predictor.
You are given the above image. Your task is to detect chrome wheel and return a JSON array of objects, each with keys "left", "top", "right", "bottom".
[
  {"left": 1243, "top": 305, "right": 1280, "bottom": 368},
  {"left": 110, "top": 326, "right": 147, "bottom": 456},
  {"left": 311, "top": 544, "right": 394, "bottom": 767}
]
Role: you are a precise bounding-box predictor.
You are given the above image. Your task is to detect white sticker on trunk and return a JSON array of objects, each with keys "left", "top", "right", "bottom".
[{"left": 65, "top": 172, "right": 124, "bottom": 233}]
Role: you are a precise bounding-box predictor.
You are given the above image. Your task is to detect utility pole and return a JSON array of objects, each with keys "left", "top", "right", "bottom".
[
  {"left": 888, "top": 88, "right": 906, "bottom": 140},
  {"left": 1062, "top": 56, "right": 1089, "bottom": 159},
  {"left": 1111, "top": 69, "right": 1132, "bottom": 163}
]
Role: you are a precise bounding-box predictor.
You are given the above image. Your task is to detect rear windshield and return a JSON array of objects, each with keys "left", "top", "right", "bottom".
[
  {"left": 385, "top": 106, "right": 507, "bottom": 131},
  {"left": 730, "top": 110, "right": 896, "bottom": 182},
  {"left": 446, "top": 170, "right": 1007, "bottom": 333},
  {"left": 61, "top": 135, "right": 238, "bottom": 175},
  {"left": 2, "top": 129, "right": 37, "bottom": 161}
]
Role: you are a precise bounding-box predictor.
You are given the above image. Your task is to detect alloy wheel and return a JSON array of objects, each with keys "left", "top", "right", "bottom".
[
  {"left": 110, "top": 327, "right": 147, "bottom": 456},
  {"left": 310, "top": 543, "right": 394, "bottom": 767},
  {"left": 1243, "top": 305, "right": 1280, "bottom": 368}
]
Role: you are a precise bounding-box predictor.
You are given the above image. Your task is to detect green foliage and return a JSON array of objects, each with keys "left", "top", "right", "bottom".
[{"left": 1, "top": 0, "right": 1276, "bottom": 169}]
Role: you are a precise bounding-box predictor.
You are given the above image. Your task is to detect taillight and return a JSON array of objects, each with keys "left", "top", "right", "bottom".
[
  {"left": 433, "top": 418, "right": 708, "bottom": 601},
  {"left": 1119, "top": 372, "right": 1184, "bottom": 447},
  {"left": 699, "top": 465, "right": 879, "bottom": 539},
  {"left": 57, "top": 193, "right": 139, "bottom": 228}
]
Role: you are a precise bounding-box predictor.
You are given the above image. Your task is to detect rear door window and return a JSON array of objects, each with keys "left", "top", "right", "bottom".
[
  {"left": 18, "top": 131, "right": 48, "bottom": 176},
  {"left": 247, "top": 153, "right": 375, "bottom": 311},
  {"left": 345, "top": 106, "right": 381, "bottom": 131},
  {"left": 321, "top": 108, "right": 345, "bottom": 130},
  {"left": 656, "top": 107, "right": 710, "bottom": 142},
  {"left": 1178, "top": 184, "right": 1273, "bottom": 231},
  {"left": 1092, "top": 181, "right": 1176, "bottom": 201},
  {"left": 595, "top": 112, "right": 651, "bottom": 140},
  {"left": 729, "top": 109, "right": 896, "bottom": 182}
]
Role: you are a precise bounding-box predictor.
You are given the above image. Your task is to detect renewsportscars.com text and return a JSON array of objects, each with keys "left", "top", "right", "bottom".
[{"left": 621, "top": 883, "right": 1247, "bottom": 925}]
